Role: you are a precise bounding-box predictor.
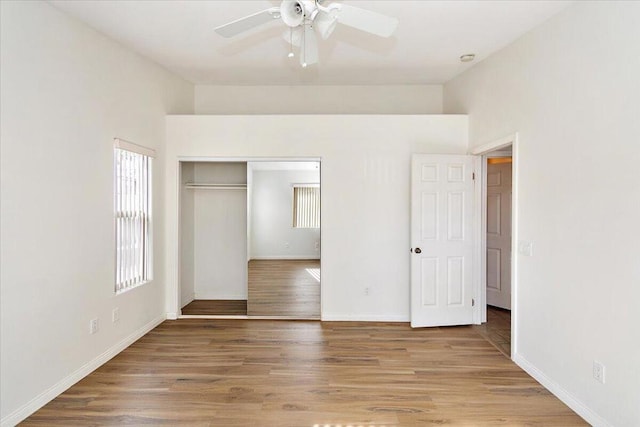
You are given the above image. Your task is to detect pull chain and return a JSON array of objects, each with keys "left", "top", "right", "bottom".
[
  {"left": 302, "top": 23, "right": 307, "bottom": 67},
  {"left": 288, "top": 27, "right": 294, "bottom": 58}
]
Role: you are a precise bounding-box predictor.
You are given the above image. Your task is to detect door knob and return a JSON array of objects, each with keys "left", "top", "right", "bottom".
[{"left": 414, "top": 248, "right": 422, "bottom": 254}]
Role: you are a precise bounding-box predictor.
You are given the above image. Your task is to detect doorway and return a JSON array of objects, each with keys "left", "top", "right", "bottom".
[
  {"left": 472, "top": 135, "right": 517, "bottom": 358},
  {"left": 178, "top": 158, "right": 321, "bottom": 319}
]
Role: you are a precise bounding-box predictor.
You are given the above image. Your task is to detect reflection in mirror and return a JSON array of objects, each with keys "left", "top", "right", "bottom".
[{"left": 247, "top": 161, "right": 321, "bottom": 319}]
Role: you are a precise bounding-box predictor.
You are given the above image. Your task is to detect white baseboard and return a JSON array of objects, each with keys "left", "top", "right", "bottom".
[
  {"left": 321, "top": 313, "right": 410, "bottom": 322},
  {"left": 181, "top": 293, "right": 195, "bottom": 308},
  {"left": 1, "top": 314, "right": 166, "bottom": 427},
  {"left": 193, "top": 293, "right": 247, "bottom": 300},
  {"left": 250, "top": 256, "right": 320, "bottom": 260},
  {"left": 513, "top": 352, "right": 610, "bottom": 427}
]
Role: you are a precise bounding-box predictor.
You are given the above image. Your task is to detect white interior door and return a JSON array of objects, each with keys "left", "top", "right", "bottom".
[
  {"left": 486, "top": 161, "right": 512, "bottom": 309},
  {"left": 411, "top": 154, "right": 477, "bottom": 327}
]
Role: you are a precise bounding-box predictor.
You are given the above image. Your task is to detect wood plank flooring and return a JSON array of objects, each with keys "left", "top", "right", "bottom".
[
  {"left": 473, "top": 306, "right": 511, "bottom": 357},
  {"left": 248, "top": 259, "right": 320, "bottom": 318},
  {"left": 182, "top": 300, "right": 247, "bottom": 316},
  {"left": 23, "top": 320, "right": 586, "bottom": 426}
]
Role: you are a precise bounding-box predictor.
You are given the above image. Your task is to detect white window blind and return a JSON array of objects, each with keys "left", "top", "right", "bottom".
[
  {"left": 114, "top": 139, "right": 154, "bottom": 293},
  {"left": 293, "top": 186, "right": 320, "bottom": 228}
]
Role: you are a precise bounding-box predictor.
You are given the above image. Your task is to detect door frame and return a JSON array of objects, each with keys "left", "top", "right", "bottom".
[
  {"left": 173, "top": 156, "right": 322, "bottom": 320},
  {"left": 471, "top": 133, "right": 519, "bottom": 358}
]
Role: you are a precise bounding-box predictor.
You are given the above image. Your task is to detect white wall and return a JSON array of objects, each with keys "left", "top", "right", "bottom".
[
  {"left": 195, "top": 85, "right": 443, "bottom": 114},
  {"left": 444, "top": 2, "right": 640, "bottom": 426},
  {"left": 165, "top": 115, "right": 468, "bottom": 321},
  {"left": 0, "top": 1, "right": 194, "bottom": 424},
  {"left": 179, "top": 163, "right": 195, "bottom": 307},
  {"left": 250, "top": 169, "right": 320, "bottom": 260}
]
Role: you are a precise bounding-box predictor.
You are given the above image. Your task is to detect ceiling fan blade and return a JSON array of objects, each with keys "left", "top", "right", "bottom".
[
  {"left": 335, "top": 4, "right": 398, "bottom": 38},
  {"left": 300, "top": 25, "right": 319, "bottom": 67},
  {"left": 215, "top": 7, "right": 280, "bottom": 38}
]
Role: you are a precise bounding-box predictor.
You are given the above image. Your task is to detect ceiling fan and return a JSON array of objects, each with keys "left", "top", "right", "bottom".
[{"left": 214, "top": 0, "right": 399, "bottom": 67}]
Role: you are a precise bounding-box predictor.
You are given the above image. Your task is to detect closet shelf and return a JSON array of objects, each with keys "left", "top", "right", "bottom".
[{"left": 185, "top": 183, "right": 247, "bottom": 190}]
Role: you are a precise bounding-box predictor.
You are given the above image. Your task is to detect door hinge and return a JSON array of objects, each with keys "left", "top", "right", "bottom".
[
  {"left": 472, "top": 298, "right": 475, "bottom": 306},
  {"left": 472, "top": 172, "right": 476, "bottom": 180}
]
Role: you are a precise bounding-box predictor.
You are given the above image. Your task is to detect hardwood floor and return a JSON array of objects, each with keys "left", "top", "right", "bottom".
[
  {"left": 473, "top": 306, "right": 511, "bottom": 357},
  {"left": 248, "top": 259, "right": 320, "bottom": 319},
  {"left": 182, "top": 299, "right": 247, "bottom": 316},
  {"left": 23, "top": 320, "right": 585, "bottom": 426}
]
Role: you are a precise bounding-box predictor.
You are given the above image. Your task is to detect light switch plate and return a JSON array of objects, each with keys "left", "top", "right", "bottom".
[
  {"left": 89, "top": 318, "right": 99, "bottom": 334},
  {"left": 518, "top": 241, "right": 533, "bottom": 256}
]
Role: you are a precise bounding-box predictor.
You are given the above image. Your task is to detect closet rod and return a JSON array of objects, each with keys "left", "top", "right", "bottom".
[{"left": 185, "top": 183, "right": 247, "bottom": 190}]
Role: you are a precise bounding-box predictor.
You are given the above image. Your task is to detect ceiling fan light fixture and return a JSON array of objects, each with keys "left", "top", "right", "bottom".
[
  {"left": 460, "top": 53, "right": 476, "bottom": 63},
  {"left": 315, "top": 11, "right": 338, "bottom": 39},
  {"left": 215, "top": 1, "right": 399, "bottom": 67},
  {"left": 281, "top": 0, "right": 304, "bottom": 27}
]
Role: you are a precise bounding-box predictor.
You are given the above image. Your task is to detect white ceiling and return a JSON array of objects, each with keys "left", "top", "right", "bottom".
[{"left": 49, "top": 0, "right": 572, "bottom": 86}]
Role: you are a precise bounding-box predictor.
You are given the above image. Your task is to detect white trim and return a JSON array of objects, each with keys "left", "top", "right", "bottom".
[
  {"left": 472, "top": 155, "right": 483, "bottom": 324},
  {"left": 178, "top": 156, "right": 321, "bottom": 162},
  {"left": 0, "top": 314, "right": 166, "bottom": 427},
  {"left": 193, "top": 293, "right": 247, "bottom": 300},
  {"left": 510, "top": 138, "right": 519, "bottom": 356},
  {"left": 291, "top": 183, "right": 320, "bottom": 188},
  {"left": 472, "top": 132, "right": 519, "bottom": 354},
  {"left": 486, "top": 150, "right": 512, "bottom": 158},
  {"left": 173, "top": 159, "right": 183, "bottom": 319},
  {"left": 513, "top": 353, "right": 610, "bottom": 427},
  {"left": 180, "top": 314, "right": 249, "bottom": 320},
  {"left": 470, "top": 133, "right": 517, "bottom": 155},
  {"left": 321, "top": 313, "right": 409, "bottom": 322},
  {"left": 172, "top": 156, "right": 323, "bottom": 318},
  {"left": 114, "top": 138, "right": 156, "bottom": 158},
  {"left": 180, "top": 293, "right": 195, "bottom": 309},
  {"left": 250, "top": 255, "right": 320, "bottom": 260},
  {"left": 178, "top": 315, "right": 320, "bottom": 320}
]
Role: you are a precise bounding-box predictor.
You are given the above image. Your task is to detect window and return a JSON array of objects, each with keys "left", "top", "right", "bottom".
[
  {"left": 293, "top": 185, "right": 320, "bottom": 228},
  {"left": 114, "top": 139, "right": 154, "bottom": 293}
]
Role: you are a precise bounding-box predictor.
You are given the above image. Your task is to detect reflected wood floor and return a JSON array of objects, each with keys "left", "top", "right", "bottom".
[
  {"left": 182, "top": 299, "right": 247, "bottom": 316},
  {"left": 23, "top": 320, "right": 586, "bottom": 426},
  {"left": 473, "top": 306, "right": 511, "bottom": 357},
  {"left": 248, "top": 259, "right": 320, "bottom": 319}
]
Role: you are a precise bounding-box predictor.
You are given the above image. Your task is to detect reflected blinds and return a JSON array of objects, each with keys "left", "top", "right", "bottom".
[{"left": 293, "top": 186, "right": 320, "bottom": 228}]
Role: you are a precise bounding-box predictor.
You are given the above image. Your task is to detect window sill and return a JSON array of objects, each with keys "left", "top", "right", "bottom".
[{"left": 115, "top": 280, "right": 152, "bottom": 296}]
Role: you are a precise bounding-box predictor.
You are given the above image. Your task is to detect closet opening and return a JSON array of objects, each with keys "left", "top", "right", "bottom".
[{"left": 178, "top": 158, "right": 321, "bottom": 319}]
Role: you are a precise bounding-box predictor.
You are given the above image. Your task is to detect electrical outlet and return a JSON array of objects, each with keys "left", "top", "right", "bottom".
[
  {"left": 284, "top": 242, "right": 290, "bottom": 249},
  {"left": 593, "top": 361, "right": 605, "bottom": 384},
  {"left": 112, "top": 308, "right": 120, "bottom": 323},
  {"left": 89, "top": 318, "right": 99, "bottom": 334},
  {"left": 365, "top": 287, "right": 370, "bottom": 296},
  {"left": 315, "top": 241, "right": 320, "bottom": 250}
]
